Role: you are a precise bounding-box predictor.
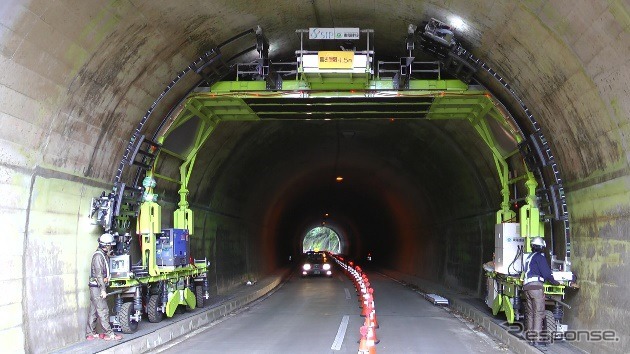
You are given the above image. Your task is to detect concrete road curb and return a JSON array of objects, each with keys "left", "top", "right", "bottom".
[
  {"left": 449, "top": 297, "right": 540, "bottom": 354},
  {"left": 99, "top": 275, "right": 285, "bottom": 354}
]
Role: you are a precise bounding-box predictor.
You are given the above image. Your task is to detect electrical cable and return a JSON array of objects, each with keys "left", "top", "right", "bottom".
[{"left": 507, "top": 245, "right": 523, "bottom": 276}]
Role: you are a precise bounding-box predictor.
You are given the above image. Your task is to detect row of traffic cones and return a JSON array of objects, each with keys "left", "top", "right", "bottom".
[{"left": 331, "top": 255, "right": 379, "bottom": 354}]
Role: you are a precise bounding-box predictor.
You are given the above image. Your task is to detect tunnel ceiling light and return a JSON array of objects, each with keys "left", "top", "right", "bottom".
[
  {"left": 450, "top": 16, "right": 466, "bottom": 30},
  {"left": 335, "top": 176, "right": 344, "bottom": 182}
]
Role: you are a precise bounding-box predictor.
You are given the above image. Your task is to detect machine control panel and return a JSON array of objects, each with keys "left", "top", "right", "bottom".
[{"left": 156, "top": 228, "right": 190, "bottom": 267}]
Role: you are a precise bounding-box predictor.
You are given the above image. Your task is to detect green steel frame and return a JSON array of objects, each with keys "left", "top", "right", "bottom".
[
  {"left": 151, "top": 78, "right": 546, "bottom": 245},
  {"left": 108, "top": 259, "right": 207, "bottom": 317},
  {"left": 144, "top": 77, "right": 565, "bottom": 324}
]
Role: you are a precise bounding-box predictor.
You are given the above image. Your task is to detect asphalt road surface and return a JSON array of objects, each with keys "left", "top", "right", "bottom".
[{"left": 155, "top": 270, "right": 509, "bottom": 354}]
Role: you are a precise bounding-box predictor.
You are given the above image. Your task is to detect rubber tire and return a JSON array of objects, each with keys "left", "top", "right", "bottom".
[
  {"left": 195, "top": 286, "right": 206, "bottom": 308},
  {"left": 119, "top": 302, "right": 139, "bottom": 334},
  {"left": 543, "top": 309, "right": 556, "bottom": 343},
  {"left": 147, "top": 294, "right": 164, "bottom": 323}
]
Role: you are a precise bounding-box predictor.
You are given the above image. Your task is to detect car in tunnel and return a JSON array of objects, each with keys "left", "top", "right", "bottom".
[{"left": 301, "top": 251, "right": 333, "bottom": 277}]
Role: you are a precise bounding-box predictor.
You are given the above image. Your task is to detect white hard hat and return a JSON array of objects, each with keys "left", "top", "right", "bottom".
[
  {"left": 531, "top": 237, "right": 546, "bottom": 248},
  {"left": 98, "top": 233, "right": 115, "bottom": 246}
]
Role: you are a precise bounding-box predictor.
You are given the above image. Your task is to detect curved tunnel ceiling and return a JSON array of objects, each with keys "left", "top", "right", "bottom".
[{"left": 2, "top": 1, "right": 630, "bottom": 353}]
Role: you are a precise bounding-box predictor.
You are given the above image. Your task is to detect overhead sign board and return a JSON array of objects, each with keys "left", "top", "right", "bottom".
[
  {"left": 317, "top": 51, "right": 354, "bottom": 69},
  {"left": 309, "top": 27, "right": 360, "bottom": 40}
]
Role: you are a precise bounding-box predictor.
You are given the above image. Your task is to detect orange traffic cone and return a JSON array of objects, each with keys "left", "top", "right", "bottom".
[
  {"left": 361, "top": 290, "right": 374, "bottom": 315},
  {"left": 359, "top": 288, "right": 368, "bottom": 306},
  {"left": 369, "top": 308, "right": 379, "bottom": 328},
  {"left": 368, "top": 288, "right": 376, "bottom": 311},
  {"left": 365, "top": 317, "right": 380, "bottom": 344},
  {"left": 358, "top": 325, "right": 376, "bottom": 354},
  {"left": 361, "top": 302, "right": 372, "bottom": 317}
]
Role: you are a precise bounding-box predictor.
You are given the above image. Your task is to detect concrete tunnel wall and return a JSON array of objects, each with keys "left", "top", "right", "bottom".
[{"left": 0, "top": 1, "right": 629, "bottom": 353}]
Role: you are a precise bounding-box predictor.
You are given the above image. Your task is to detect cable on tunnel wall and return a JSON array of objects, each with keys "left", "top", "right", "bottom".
[
  {"left": 406, "top": 27, "right": 571, "bottom": 269},
  {"left": 115, "top": 27, "right": 258, "bottom": 188},
  {"left": 471, "top": 57, "right": 571, "bottom": 269}
]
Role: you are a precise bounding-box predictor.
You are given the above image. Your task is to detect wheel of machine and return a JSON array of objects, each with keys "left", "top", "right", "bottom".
[
  {"left": 147, "top": 294, "right": 164, "bottom": 323},
  {"left": 195, "top": 285, "right": 206, "bottom": 308},
  {"left": 119, "top": 302, "right": 139, "bottom": 334},
  {"left": 543, "top": 309, "right": 557, "bottom": 343}
]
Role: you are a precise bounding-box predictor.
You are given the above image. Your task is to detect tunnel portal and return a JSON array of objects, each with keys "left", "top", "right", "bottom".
[{"left": 4, "top": 2, "right": 630, "bottom": 353}]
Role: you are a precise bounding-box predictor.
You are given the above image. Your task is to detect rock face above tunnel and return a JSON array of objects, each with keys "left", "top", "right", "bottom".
[{"left": 0, "top": 1, "right": 629, "bottom": 353}]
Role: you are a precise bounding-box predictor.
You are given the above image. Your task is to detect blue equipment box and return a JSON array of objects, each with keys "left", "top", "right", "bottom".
[{"left": 156, "top": 228, "right": 190, "bottom": 267}]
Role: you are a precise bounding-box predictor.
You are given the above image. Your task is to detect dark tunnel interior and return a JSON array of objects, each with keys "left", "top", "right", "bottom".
[{"left": 171, "top": 113, "right": 503, "bottom": 294}]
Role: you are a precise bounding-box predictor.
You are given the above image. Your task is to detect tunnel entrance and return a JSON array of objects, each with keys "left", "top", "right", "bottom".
[{"left": 302, "top": 226, "right": 341, "bottom": 253}]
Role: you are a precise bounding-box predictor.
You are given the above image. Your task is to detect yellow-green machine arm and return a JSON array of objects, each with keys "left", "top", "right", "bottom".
[
  {"left": 137, "top": 98, "right": 226, "bottom": 275},
  {"left": 137, "top": 174, "right": 161, "bottom": 276}
]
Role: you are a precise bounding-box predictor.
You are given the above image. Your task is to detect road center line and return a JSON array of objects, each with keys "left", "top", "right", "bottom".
[
  {"left": 344, "top": 288, "right": 351, "bottom": 300},
  {"left": 331, "top": 315, "right": 349, "bottom": 350}
]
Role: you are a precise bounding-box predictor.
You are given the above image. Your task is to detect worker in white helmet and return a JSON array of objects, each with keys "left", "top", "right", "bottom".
[
  {"left": 522, "top": 237, "right": 559, "bottom": 347},
  {"left": 85, "top": 233, "right": 122, "bottom": 341}
]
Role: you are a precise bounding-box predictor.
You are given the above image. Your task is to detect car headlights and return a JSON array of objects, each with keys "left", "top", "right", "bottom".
[
  {"left": 323, "top": 263, "right": 331, "bottom": 271},
  {"left": 303, "top": 263, "right": 311, "bottom": 271}
]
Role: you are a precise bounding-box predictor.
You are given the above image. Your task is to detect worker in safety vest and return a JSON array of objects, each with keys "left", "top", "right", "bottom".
[
  {"left": 85, "top": 233, "right": 122, "bottom": 341},
  {"left": 522, "top": 236, "right": 559, "bottom": 346}
]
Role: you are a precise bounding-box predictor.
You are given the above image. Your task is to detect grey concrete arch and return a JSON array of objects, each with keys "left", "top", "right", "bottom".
[{"left": 1, "top": 1, "right": 629, "bottom": 353}]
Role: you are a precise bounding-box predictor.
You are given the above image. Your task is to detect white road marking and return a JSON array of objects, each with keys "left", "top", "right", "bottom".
[
  {"left": 331, "top": 315, "right": 349, "bottom": 350},
  {"left": 344, "top": 288, "right": 351, "bottom": 300}
]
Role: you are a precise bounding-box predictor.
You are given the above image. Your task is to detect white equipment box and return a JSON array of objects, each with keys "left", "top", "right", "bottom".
[{"left": 494, "top": 223, "right": 524, "bottom": 274}]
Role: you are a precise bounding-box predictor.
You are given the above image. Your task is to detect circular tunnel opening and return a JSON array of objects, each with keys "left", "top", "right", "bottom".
[{"left": 302, "top": 226, "right": 341, "bottom": 253}]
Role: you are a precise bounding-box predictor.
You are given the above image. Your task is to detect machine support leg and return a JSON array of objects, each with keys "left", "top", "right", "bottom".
[
  {"left": 114, "top": 294, "right": 123, "bottom": 314},
  {"left": 203, "top": 275, "right": 210, "bottom": 299},
  {"left": 134, "top": 287, "right": 142, "bottom": 312},
  {"left": 161, "top": 281, "right": 168, "bottom": 308}
]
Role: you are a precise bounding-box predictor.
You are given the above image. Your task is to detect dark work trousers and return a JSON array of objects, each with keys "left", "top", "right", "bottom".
[
  {"left": 86, "top": 287, "right": 113, "bottom": 336},
  {"left": 524, "top": 287, "right": 545, "bottom": 342}
]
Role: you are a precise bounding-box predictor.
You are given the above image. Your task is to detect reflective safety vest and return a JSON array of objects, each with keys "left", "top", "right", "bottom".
[
  {"left": 88, "top": 249, "right": 110, "bottom": 287},
  {"left": 523, "top": 252, "right": 544, "bottom": 285}
]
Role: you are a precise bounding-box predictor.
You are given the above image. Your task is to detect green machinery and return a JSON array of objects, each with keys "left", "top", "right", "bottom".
[
  {"left": 91, "top": 23, "right": 576, "bottom": 334},
  {"left": 173, "top": 24, "right": 575, "bottom": 335},
  {"left": 90, "top": 112, "right": 214, "bottom": 333}
]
